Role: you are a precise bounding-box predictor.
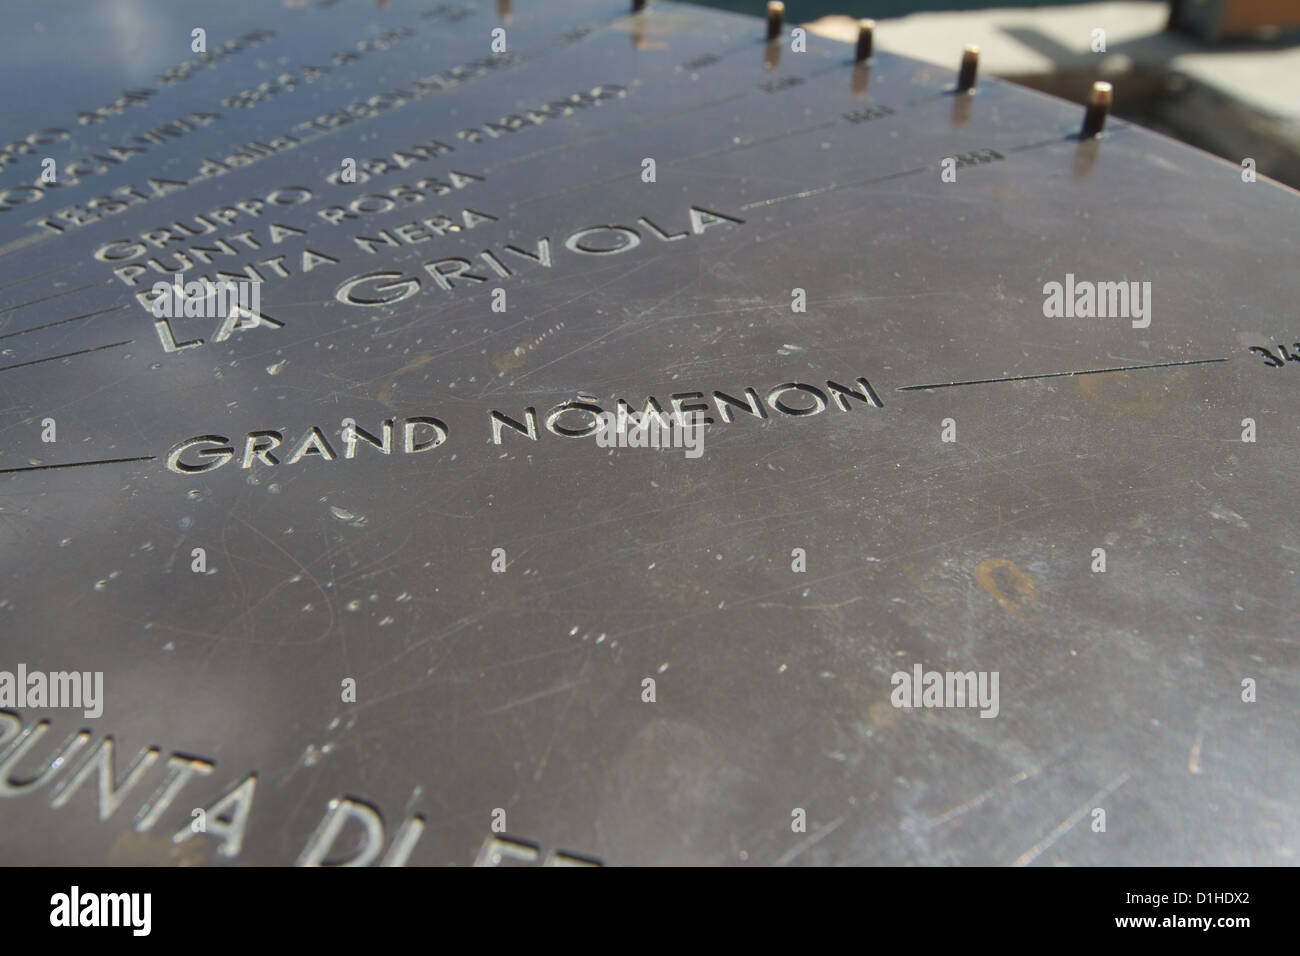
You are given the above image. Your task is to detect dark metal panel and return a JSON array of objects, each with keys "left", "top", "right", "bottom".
[{"left": 0, "top": 0, "right": 1296, "bottom": 866}]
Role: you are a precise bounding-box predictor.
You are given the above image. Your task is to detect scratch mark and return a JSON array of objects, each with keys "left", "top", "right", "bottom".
[
  {"left": 924, "top": 768, "right": 1035, "bottom": 830},
  {"left": 1013, "top": 772, "right": 1129, "bottom": 866},
  {"left": 1188, "top": 731, "right": 1204, "bottom": 775},
  {"left": 755, "top": 596, "right": 864, "bottom": 611},
  {"left": 478, "top": 679, "right": 583, "bottom": 718},
  {"left": 776, "top": 815, "right": 845, "bottom": 866}
]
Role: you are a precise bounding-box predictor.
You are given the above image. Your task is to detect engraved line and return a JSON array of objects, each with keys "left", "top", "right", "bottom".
[
  {"left": 0, "top": 340, "right": 133, "bottom": 374},
  {"left": 667, "top": 119, "right": 839, "bottom": 168},
  {"left": 741, "top": 166, "right": 927, "bottom": 210},
  {"left": 0, "top": 455, "right": 155, "bottom": 475},
  {"left": 0, "top": 264, "right": 73, "bottom": 291},
  {"left": 896, "top": 357, "right": 1229, "bottom": 391},
  {"left": 485, "top": 41, "right": 869, "bottom": 176},
  {"left": 516, "top": 119, "right": 839, "bottom": 207},
  {"left": 1003, "top": 125, "right": 1133, "bottom": 152},
  {"left": 1009, "top": 126, "right": 1132, "bottom": 152},
  {"left": 0, "top": 281, "right": 109, "bottom": 313},
  {"left": 0, "top": 304, "right": 128, "bottom": 340},
  {"left": 0, "top": 229, "right": 56, "bottom": 261},
  {"left": 740, "top": 127, "right": 1136, "bottom": 212},
  {"left": 484, "top": 89, "right": 752, "bottom": 174}
]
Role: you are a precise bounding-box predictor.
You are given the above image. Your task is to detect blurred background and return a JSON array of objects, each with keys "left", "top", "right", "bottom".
[{"left": 692, "top": 0, "right": 1300, "bottom": 188}]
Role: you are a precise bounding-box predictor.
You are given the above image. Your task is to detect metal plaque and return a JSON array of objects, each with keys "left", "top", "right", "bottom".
[{"left": 0, "top": 0, "right": 1297, "bottom": 866}]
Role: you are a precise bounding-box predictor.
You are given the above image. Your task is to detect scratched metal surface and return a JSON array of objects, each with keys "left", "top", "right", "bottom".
[{"left": 0, "top": 0, "right": 1297, "bottom": 866}]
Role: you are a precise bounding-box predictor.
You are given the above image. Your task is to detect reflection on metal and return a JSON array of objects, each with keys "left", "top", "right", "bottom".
[
  {"left": 852, "top": 62, "right": 870, "bottom": 99},
  {"left": 0, "top": 0, "right": 1296, "bottom": 867}
]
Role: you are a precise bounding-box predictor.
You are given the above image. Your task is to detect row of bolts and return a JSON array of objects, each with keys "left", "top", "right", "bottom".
[{"left": 625, "top": 0, "right": 1112, "bottom": 138}]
